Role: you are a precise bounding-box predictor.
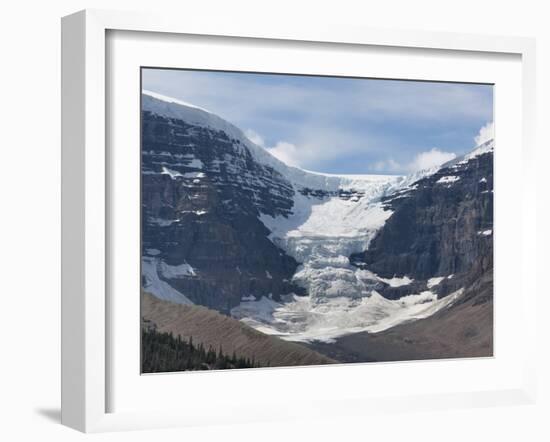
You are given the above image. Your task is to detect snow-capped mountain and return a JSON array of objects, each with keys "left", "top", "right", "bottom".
[{"left": 141, "top": 90, "right": 494, "bottom": 343}]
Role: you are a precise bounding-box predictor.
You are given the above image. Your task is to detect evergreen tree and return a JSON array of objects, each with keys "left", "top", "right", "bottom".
[{"left": 141, "top": 328, "right": 260, "bottom": 373}]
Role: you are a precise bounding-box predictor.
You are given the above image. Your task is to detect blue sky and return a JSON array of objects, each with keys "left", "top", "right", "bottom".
[{"left": 142, "top": 68, "right": 493, "bottom": 175}]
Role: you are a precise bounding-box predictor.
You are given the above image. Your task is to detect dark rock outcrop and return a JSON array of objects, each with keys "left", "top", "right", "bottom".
[
  {"left": 141, "top": 108, "right": 302, "bottom": 312},
  {"left": 351, "top": 147, "right": 493, "bottom": 294}
]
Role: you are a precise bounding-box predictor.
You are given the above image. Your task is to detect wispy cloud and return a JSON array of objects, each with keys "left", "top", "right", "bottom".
[
  {"left": 371, "top": 119, "right": 494, "bottom": 174},
  {"left": 246, "top": 125, "right": 383, "bottom": 170},
  {"left": 244, "top": 129, "right": 265, "bottom": 147},
  {"left": 372, "top": 148, "right": 457, "bottom": 174},
  {"left": 266, "top": 142, "right": 301, "bottom": 167},
  {"left": 373, "top": 158, "right": 402, "bottom": 173},
  {"left": 246, "top": 129, "right": 302, "bottom": 167}
]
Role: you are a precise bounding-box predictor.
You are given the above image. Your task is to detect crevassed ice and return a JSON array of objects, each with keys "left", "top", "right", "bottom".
[{"left": 260, "top": 189, "right": 394, "bottom": 301}]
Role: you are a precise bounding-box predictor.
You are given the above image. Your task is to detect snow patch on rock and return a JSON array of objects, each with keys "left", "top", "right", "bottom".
[
  {"left": 478, "top": 229, "right": 493, "bottom": 236},
  {"left": 141, "top": 257, "right": 193, "bottom": 305},
  {"left": 436, "top": 175, "right": 460, "bottom": 184},
  {"left": 161, "top": 166, "right": 183, "bottom": 179},
  {"left": 159, "top": 261, "right": 196, "bottom": 278},
  {"left": 378, "top": 275, "right": 414, "bottom": 287},
  {"left": 427, "top": 276, "right": 445, "bottom": 288}
]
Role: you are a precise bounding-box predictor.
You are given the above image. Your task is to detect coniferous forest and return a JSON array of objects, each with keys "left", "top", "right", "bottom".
[{"left": 141, "top": 328, "right": 261, "bottom": 373}]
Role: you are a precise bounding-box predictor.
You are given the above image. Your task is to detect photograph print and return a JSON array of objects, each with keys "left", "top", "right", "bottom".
[{"left": 140, "top": 68, "right": 494, "bottom": 373}]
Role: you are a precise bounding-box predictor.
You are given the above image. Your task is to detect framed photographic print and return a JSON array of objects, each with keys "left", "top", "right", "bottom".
[
  {"left": 139, "top": 68, "right": 495, "bottom": 371},
  {"left": 61, "top": 9, "right": 537, "bottom": 432}
]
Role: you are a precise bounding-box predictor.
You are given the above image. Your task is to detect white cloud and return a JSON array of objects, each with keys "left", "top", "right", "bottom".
[
  {"left": 474, "top": 121, "right": 494, "bottom": 146},
  {"left": 266, "top": 142, "right": 301, "bottom": 167},
  {"left": 407, "top": 148, "right": 457, "bottom": 172},
  {"left": 246, "top": 128, "right": 302, "bottom": 167},
  {"left": 372, "top": 148, "right": 456, "bottom": 174},
  {"left": 373, "top": 158, "right": 401, "bottom": 173},
  {"left": 246, "top": 126, "right": 375, "bottom": 169},
  {"left": 375, "top": 122, "right": 493, "bottom": 174},
  {"left": 249, "top": 126, "right": 456, "bottom": 174},
  {"left": 244, "top": 129, "right": 265, "bottom": 147}
]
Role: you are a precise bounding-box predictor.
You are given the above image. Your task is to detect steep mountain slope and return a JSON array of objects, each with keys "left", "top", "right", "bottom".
[
  {"left": 142, "top": 92, "right": 302, "bottom": 311},
  {"left": 351, "top": 140, "right": 493, "bottom": 299},
  {"left": 141, "top": 291, "right": 336, "bottom": 367},
  {"left": 308, "top": 268, "right": 493, "bottom": 362},
  {"left": 302, "top": 141, "right": 494, "bottom": 361}
]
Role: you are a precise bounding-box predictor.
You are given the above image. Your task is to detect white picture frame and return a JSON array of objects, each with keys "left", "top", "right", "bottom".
[{"left": 61, "top": 9, "right": 537, "bottom": 433}]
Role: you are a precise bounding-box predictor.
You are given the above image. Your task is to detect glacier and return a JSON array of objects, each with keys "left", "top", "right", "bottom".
[{"left": 241, "top": 171, "right": 460, "bottom": 342}]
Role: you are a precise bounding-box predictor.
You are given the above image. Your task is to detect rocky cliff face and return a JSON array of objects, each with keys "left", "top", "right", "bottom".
[
  {"left": 141, "top": 97, "right": 302, "bottom": 312},
  {"left": 350, "top": 142, "right": 493, "bottom": 299}
]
